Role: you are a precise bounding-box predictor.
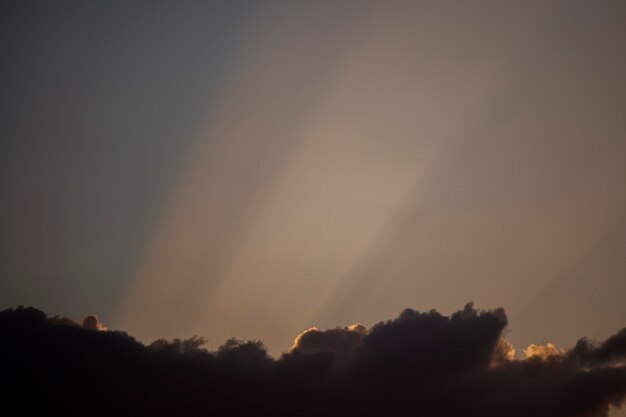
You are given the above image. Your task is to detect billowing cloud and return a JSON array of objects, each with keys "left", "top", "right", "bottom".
[
  {"left": 290, "top": 323, "right": 367, "bottom": 359},
  {"left": 81, "top": 314, "right": 108, "bottom": 331},
  {"left": 524, "top": 342, "right": 564, "bottom": 359},
  {"left": 572, "top": 328, "right": 626, "bottom": 366},
  {"left": 1, "top": 304, "right": 625, "bottom": 417},
  {"left": 491, "top": 337, "right": 516, "bottom": 366}
]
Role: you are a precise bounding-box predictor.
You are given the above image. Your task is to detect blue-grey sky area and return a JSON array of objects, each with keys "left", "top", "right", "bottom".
[
  {"left": 1, "top": 4, "right": 625, "bottom": 403},
  {"left": 1, "top": 1, "right": 258, "bottom": 317}
]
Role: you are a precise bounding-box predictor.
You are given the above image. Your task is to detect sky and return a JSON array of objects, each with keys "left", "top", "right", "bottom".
[{"left": 1, "top": 3, "right": 625, "bottom": 410}]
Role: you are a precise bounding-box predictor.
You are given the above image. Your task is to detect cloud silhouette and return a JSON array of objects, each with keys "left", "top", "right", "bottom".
[
  {"left": 81, "top": 314, "right": 108, "bottom": 331},
  {"left": 290, "top": 323, "right": 367, "bottom": 359},
  {"left": 572, "top": 328, "right": 626, "bottom": 366},
  {"left": 1, "top": 303, "right": 624, "bottom": 417}
]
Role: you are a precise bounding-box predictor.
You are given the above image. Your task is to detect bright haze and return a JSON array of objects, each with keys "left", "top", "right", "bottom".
[{"left": 1, "top": 3, "right": 625, "bottom": 413}]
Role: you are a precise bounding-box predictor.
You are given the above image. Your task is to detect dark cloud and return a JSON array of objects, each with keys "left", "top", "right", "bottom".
[
  {"left": 81, "top": 314, "right": 108, "bottom": 331},
  {"left": 572, "top": 328, "right": 626, "bottom": 366},
  {"left": 1, "top": 304, "right": 624, "bottom": 417},
  {"left": 290, "top": 323, "right": 367, "bottom": 359}
]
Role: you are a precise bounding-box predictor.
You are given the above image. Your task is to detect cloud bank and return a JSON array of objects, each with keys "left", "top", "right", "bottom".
[{"left": 1, "top": 303, "right": 625, "bottom": 417}]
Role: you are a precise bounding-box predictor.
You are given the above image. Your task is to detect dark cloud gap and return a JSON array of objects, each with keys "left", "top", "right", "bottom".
[{"left": 1, "top": 303, "right": 625, "bottom": 417}]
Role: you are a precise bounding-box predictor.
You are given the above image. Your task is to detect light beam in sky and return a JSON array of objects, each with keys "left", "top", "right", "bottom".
[{"left": 113, "top": 1, "right": 626, "bottom": 361}]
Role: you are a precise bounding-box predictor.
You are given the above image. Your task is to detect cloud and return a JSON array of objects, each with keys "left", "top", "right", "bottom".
[
  {"left": 81, "top": 314, "right": 108, "bottom": 331},
  {"left": 491, "top": 336, "right": 516, "bottom": 366},
  {"left": 1, "top": 304, "right": 624, "bottom": 417},
  {"left": 571, "top": 328, "right": 626, "bottom": 366},
  {"left": 290, "top": 323, "right": 367, "bottom": 359},
  {"left": 524, "top": 342, "right": 564, "bottom": 359}
]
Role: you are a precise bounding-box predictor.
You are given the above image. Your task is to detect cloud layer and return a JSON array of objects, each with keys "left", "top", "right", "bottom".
[{"left": 1, "top": 303, "right": 625, "bottom": 417}]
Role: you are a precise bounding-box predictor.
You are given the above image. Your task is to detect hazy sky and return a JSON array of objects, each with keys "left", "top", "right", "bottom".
[{"left": 1, "top": 0, "right": 625, "bottom": 386}]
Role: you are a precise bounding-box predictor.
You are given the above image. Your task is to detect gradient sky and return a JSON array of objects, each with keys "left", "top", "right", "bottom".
[{"left": 1, "top": 1, "right": 625, "bottom": 394}]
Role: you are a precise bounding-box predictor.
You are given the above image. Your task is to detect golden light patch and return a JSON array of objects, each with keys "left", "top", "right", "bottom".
[{"left": 523, "top": 342, "right": 564, "bottom": 360}]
